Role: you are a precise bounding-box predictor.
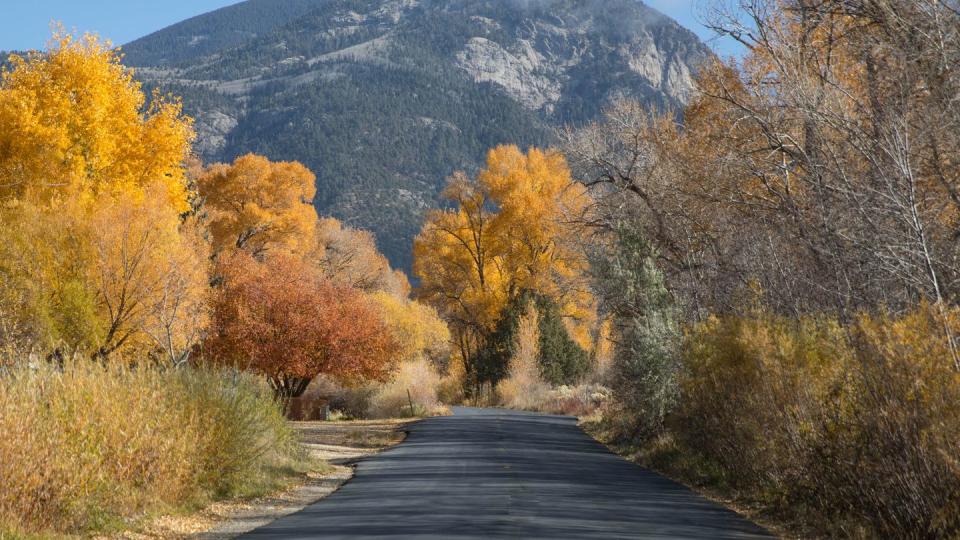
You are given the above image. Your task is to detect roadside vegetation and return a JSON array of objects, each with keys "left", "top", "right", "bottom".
[
  {"left": 3, "top": 1, "right": 959, "bottom": 537},
  {"left": 0, "top": 30, "right": 449, "bottom": 536},
  {"left": 406, "top": 1, "right": 960, "bottom": 537},
  {"left": 559, "top": 1, "right": 960, "bottom": 537},
  {"left": 0, "top": 359, "right": 304, "bottom": 536}
]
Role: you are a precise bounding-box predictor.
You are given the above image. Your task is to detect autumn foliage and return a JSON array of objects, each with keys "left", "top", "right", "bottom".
[
  {"left": 0, "top": 32, "right": 206, "bottom": 362},
  {"left": 197, "top": 154, "right": 317, "bottom": 257},
  {"left": 561, "top": 1, "right": 960, "bottom": 537},
  {"left": 0, "top": 30, "right": 441, "bottom": 403},
  {"left": 414, "top": 145, "right": 595, "bottom": 395},
  {"left": 207, "top": 251, "right": 399, "bottom": 399},
  {"left": 0, "top": 30, "right": 193, "bottom": 212}
]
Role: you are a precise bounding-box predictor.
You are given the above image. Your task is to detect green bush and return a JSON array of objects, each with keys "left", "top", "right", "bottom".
[
  {"left": 0, "top": 358, "right": 307, "bottom": 535},
  {"left": 592, "top": 222, "right": 679, "bottom": 435}
]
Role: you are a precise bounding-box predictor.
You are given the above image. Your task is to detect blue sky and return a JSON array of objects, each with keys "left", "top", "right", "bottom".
[
  {"left": 0, "top": 0, "right": 746, "bottom": 57},
  {"left": 645, "top": 0, "right": 747, "bottom": 58},
  {"left": 0, "top": 0, "right": 240, "bottom": 51}
]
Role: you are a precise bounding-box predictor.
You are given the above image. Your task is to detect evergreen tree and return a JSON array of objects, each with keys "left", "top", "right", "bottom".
[
  {"left": 593, "top": 221, "right": 679, "bottom": 434},
  {"left": 484, "top": 291, "right": 590, "bottom": 388}
]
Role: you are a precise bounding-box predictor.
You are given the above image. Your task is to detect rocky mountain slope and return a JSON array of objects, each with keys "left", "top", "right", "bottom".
[{"left": 124, "top": 0, "right": 711, "bottom": 270}]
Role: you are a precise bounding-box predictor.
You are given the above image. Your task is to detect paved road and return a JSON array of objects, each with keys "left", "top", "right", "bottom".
[{"left": 242, "top": 407, "right": 773, "bottom": 539}]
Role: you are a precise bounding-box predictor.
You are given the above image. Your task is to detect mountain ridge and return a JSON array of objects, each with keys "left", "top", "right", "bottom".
[{"left": 124, "top": 0, "right": 711, "bottom": 271}]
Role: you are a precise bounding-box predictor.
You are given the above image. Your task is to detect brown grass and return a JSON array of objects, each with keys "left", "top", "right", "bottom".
[{"left": 0, "top": 358, "right": 308, "bottom": 536}]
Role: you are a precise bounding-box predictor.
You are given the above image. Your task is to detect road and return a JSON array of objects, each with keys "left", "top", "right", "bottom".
[{"left": 242, "top": 407, "right": 773, "bottom": 539}]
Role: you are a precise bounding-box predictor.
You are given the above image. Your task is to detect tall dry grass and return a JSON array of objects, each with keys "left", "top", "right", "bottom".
[
  {"left": 498, "top": 305, "right": 612, "bottom": 416},
  {"left": 498, "top": 304, "right": 552, "bottom": 409},
  {"left": 0, "top": 357, "right": 305, "bottom": 535},
  {"left": 368, "top": 358, "right": 442, "bottom": 418}
]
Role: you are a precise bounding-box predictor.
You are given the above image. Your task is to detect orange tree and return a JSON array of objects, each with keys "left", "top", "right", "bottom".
[
  {"left": 197, "top": 153, "right": 317, "bottom": 257},
  {"left": 205, "top": 251, "right": 398, "bottom": 399}
]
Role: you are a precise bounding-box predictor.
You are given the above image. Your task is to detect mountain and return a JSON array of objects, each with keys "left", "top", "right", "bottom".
[
  {"left": 1, "top": 51, "right": 20, "bottom": 70},
  {"left": 124, "top": 0, "right": 711, "bottom": 271}
]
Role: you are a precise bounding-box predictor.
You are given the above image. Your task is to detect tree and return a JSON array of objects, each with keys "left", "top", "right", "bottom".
[
  {"left": 414, "top": 145, "right": 596, "bottom": 393},
  {"left": 197, "top": 153, "right": 317, "bottom": 257},
  {"left": 0, "top": 30, "right": 205, "bottom": 363},
  {"left": 369, "top": 291, "right": 451, "bottom": 370},
  {"left": 0, "top": 201, "right": 101, "bottom": 353},
  {"left": 0, "top": 30, "right": 193, "bottom": 212},
  {"left": 414, "top": 169, "right": 507, "bottom": 393},
  {"left": 312, "top": 217, "right": 409, "bottom": 296},
  {"left": 205, "top": 252, "right": 397, "bottom": 399},
  {"left": 88, "top": 189, "right": 210, "bottom": 361}
]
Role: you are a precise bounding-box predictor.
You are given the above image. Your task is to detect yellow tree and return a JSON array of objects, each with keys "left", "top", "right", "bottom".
[
  {"left": 0, "top": 30, "right": 205, "bottom": 362},
  {"left": 414, "top": 170, "right": 506, "bottom": 386},
  {"left": 413, "top": 145, "right": 595, "bottom": 391},
  {"left": 370, "top": 291, "right": 451, "bottom": 368},
  {"left": 0, "top": 30, "right": 193, "bottom": 211},
  {"left": 197, "top": 153, "right": 317, "bottom": 257},
  {"left": 481, "top": 145, "right": 595, "bottom": 349},
  {"left": 89, "top": 189, "right": 210, "bottom": 361}
]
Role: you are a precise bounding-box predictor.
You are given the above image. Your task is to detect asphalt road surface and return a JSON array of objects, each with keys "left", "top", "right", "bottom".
[{"left": 242, "top": 407, "right": 773, "bottom": 539}]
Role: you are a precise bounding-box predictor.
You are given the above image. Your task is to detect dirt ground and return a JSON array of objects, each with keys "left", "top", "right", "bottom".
[{"left": 113, "top": 419, "right": 413, "bottom": 540}]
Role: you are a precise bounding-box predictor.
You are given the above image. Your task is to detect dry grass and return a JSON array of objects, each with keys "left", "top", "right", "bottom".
[
  {"left": 295, "top": 419, "right": 410, "bottom": 452},
  {"left": 95, "top": 420, "right": 412, "bottom": 540},
  {"left": 367, "top": 358, "right": 443, "bottom": 419},
  {"left": 0, "top": 358, "right": 307, "bottom": 537}
]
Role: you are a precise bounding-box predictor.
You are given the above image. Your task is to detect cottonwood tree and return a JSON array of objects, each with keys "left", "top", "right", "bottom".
[
  {"left": 414, "top": 145, "right": 596, "bottom": 394},
  {"left": 0, "top": 30, "right": 193, "bottom": 212},
  {"left": 312, "top": 217, "right": 410, "bottom": 296},
  {"left": 565, "top": 0, "right": 960, "bottom": 371},
  {"left": 197, "top": 153, "right": 317, "bottom": 257},
  {"left": 0, "top": 31, "right": 205, "bottom": 362},
  {"left": 89, "top": 190, "right": 210, "bottom": 361}
]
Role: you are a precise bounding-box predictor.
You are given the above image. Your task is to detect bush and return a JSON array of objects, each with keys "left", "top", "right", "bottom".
[
  {"left": 671, "top": 305, "right": 960, "bottom": 537},
  {"left": 498, "top": 302, "right": 552, "bottom": 409},
  {"left": 368, "top": 358, "right": 442, "bottom": 418},
  {"left": 592, "top": 222, "right": 680, "bottom": 435},
  {"left": 0, "top": 357, "right": 305, "bottom": 535},
  {"left": 436, "top": 356, "right": 466, "bottom": 405}
]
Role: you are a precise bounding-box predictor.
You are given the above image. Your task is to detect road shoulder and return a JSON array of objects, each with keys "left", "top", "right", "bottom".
[
  {"left": 579, "top": 417, "right": 795, "bottom": 539},
  {"left": 115, "top": 419, "right": 412, "bottom": 540}
]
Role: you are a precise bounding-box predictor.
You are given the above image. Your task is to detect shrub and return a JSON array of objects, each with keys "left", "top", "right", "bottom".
[
  {"left": 327, "top": 383, "right": 379, "bottom": 420},
  {"left": 592, "top": 222, "right": 680, "bottom": 435},
  {"left": 671, "top": 305, "right": 960, "bottom": 537},
  {"left": 817, "top": 306, "right": 960, "bottom": 537},
  {"left": 368, "top": 358, "right": 442, "bottom": 418},
  {"left": 0, "top": 358, "right": 305, "bottom": 535},
  {"left": 436, "top": 356, "right": 466, "bottom": 405},
  {"left": 498, "top": 302, "right": 552, "bottom": 409}
]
